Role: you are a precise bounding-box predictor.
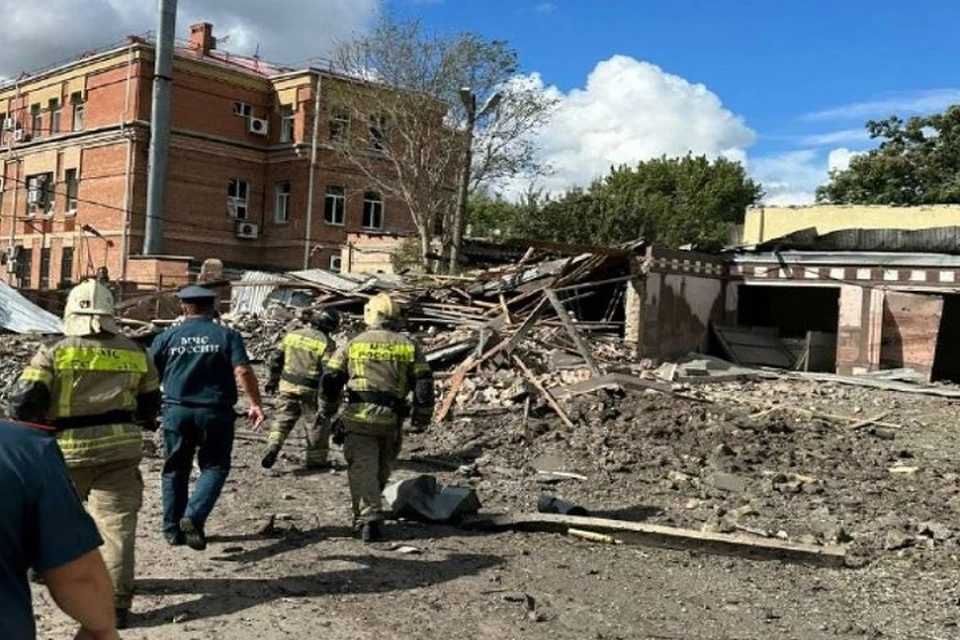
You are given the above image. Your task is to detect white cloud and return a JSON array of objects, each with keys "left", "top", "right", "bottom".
[
  {"left": 802, "top": 89, "right": 960, "bottom": 122},
  {"left": 535, "top": 2, "right": 557, "bottom": 13},
  {"left": 795, "top": 128, "right": 870, "bottom": 147},
  {"left": 0, "top": 0, "right": 378, "bottom": 78},
  {"left": 828, "top": 147, "right": 859, "bottom": 173},
  {"left": 518, "top": 55, "right": 756, "bottom": 194}
]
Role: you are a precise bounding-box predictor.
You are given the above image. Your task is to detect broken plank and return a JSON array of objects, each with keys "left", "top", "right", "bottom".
[
  {"left": 845, "top": 411, "right": 894, "bottom": 430},
  {"left": 545, "top": 290, "right": 601, "bottom": 376},
  {"left": 462, "top": 513, "right": 847, "bottom": 568},
  {"left": 512, "top": 355, "right": 577, "bottom": 429}
]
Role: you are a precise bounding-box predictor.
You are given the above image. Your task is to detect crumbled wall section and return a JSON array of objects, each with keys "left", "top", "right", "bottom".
[{"left": 636, "top": 248, "right": 727, "bottom": 362}]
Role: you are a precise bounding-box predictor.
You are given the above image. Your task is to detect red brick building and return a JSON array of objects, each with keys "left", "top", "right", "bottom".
[{"left": 0, "top": 23, "right": 415, "bottom": 291}]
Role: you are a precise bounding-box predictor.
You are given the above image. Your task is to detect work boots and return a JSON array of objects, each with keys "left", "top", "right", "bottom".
[
  {"left": 261, "top": 444, "right": 282, "bottom": 469},
  {"left": 361, "top": 520, "right": 384, "bottom": 543},
  {"left": 179, "top": 517, "right": 207, "bottom": 551}
]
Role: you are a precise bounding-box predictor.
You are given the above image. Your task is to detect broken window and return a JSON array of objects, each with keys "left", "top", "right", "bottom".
[
  {"left": 65, "top": 169, "right": 79, "bottom": 214},
  {"left": 330, "top": 109, "right": 350, "bottom": 143},
  {"left": 26, "top": 172, "right": 55, "bottom": 215},
  {"left": 228, "top": 179, "right": 249, "bottom": 220},
  {"left": 49, "top": 99, "right": 61, "bottom": 134},
  {"left": 369, "top": 114, "right": 386, "bottom": 152},
  {"left": 70, "top": 93, "right": 84, "bottom": 131}
]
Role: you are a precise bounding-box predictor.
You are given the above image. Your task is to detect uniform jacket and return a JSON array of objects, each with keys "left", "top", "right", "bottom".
[
  {"left": 320, "top": 328, "right": 434, "bottom": 434},
  {"left": 6, "top": 333, "right": 161, "bottom": 466},
  {"left": 268, "top": 326, "right": 334, "bottom": 397}
]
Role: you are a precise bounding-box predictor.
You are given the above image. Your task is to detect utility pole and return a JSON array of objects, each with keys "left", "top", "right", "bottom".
[
  {"left": 449, "top": 87, "right": 501, "bottom": 274},
  {"left": 144, "top": 0, "right": 177, "bottom": 255}
]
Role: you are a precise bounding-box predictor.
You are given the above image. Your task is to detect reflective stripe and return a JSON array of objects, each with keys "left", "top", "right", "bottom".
[
  {"left": 348, "top": 342, "right": 415, "bottom": 362},
  {"left": 283, "top": 333, "right": 328, "bottom": 355},
  {"left": 57, "top": 425, "right": 142, "bottom": 454},
  {"left": 54, "top": 347, "right": 149, "bottom": 373},
  {"left": 19, "top": 366, "right": 52, "bottom": 385}
]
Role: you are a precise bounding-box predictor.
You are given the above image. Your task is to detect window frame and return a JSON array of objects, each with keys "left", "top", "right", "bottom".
[
  {"left": 60, "top": 246, "right": 75, "bottom": 288},
  {"left": 228, "top": 179, "right": 250, "bottom": 220},
  {"left": 39, "top": 247, "right": 51, "bottom": 290},
  {"left": 70, "top": 93, "right": 84, "bottom": 132},
  {"left": 274, "top": 181, "right": 292, "bottom": 223},
  {"left": 323, "top": 185, "right": 346, "bottom": 226},
  {"left": 64, "top": 168, "right": 79, "bottom": 214},
  {"left": 48, "top": 99, "right": 61, "bottom": 134},
  {"left": 329, "top": 109, "right": 350, "bottom": 143},
  {"left": 30, "top": 104, "right": 42, "bottom": 138},
  {"left": 361, "top": 191, "right": 384, "bottom": 230},
  {"left": 279, "top": 105, "right": 295, "bottom": 143}
]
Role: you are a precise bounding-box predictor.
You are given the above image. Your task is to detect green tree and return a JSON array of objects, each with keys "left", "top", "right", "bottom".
[
  {"left": 469, "top": 154, "right": 762, "bottom": 247},
  {"left": 817, "top": 105, "right": 960, "bottom": 204}
]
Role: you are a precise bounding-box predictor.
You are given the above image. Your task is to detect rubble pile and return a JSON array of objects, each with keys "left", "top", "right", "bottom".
[{"left": 0, "top": 335, "right": 45, "bottom": 404}]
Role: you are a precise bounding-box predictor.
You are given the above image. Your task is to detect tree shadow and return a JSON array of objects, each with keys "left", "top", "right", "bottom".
[{"left": 134, "top": 552, "right": 503, "bottom": 627}]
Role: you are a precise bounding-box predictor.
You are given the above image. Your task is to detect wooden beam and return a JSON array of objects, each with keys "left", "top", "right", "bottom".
[
  {"left": 462, "top": 513, "right": 848, "bottom": 568},
  {"left": 512, "top": 355, "right": 576, "bottom": 429},
  {"left": 545, "top": 290, "right": 601, "bottom": 375}
]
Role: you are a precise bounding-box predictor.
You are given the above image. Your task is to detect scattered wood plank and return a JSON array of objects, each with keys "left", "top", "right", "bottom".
[
  {"left": 462, "top": 513, "right": 848, "bottom": 568},
  {"left": 551, "top": 373, "right": 672, "bottom": 399},
  {"left": 568, "top": 528, "right": 622, "bottom": 545},
  {"left": 545, "top": 290, "right": 600, "bottom": 376},
  {"left": 846, "top": 411, "right": 893, "bottom": 430},
  {"left": 512, "top": 355, "right": 577, "bottom": 429}
]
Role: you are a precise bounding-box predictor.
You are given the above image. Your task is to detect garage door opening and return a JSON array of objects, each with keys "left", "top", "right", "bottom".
[
  {"left": 933, "top": 294, "right": 960, "bottom": 382},
  {"left": 734, "top": 285, "right": 840, "bottom": 371}
]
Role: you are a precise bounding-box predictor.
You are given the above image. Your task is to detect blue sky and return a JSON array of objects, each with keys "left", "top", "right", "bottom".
[
  {"left": 4, "top": 0, "right": 957, "bottom": 203},
  {"left": 392, "top": 0, "right": 960, "bottom": 202}
]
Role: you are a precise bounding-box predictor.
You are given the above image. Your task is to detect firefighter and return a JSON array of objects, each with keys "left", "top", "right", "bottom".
[
  {"left": 6, "top": 280, "right": 162, "bottom": 630},
  {"left": 261, "top": 307, "right": 342, "bottom": 469},
  {"left": 318, "top": 293, "right": 434, "bottom": 542}
]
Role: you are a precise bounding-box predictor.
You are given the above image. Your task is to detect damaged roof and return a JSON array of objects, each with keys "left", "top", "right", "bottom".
[
  {"left": 752, "top": 226, "right": 960, "bottom": 254},
  {"left": 0, "top": 281, "right": 63, "bottom": 334}
]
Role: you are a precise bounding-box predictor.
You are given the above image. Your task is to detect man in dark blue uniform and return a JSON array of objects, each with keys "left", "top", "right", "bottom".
[
  {"left": 0, "top": 419, "right": 121, "bottom": 639},
  {"left": 149, "top": 286, "right": 265, "bottom": 551}
]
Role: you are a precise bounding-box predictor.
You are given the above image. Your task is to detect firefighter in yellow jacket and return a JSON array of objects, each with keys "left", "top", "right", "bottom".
[
  {"left": 6, "top": 280, "right": 161, "bottom": 630},
  {"left": 261, "top": 308, "right": 341, "bottom": 469},
  {"left": 319, "top": 293, "right": 434, "bottom": 542}
]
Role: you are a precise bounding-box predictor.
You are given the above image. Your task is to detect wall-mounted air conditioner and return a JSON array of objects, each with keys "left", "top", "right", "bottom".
[
  {"left": 248, "top": 117, "right": 269, "bottom": 136},
  {"left": 235, "top": 221, "right": 259, "bottom": 239}
]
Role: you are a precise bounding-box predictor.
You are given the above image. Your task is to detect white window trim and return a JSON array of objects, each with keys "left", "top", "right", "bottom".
[
  {"left": 330, "top": 111, "right": 350, "bottom": 142},
  {"left": 362, "top": 192, "right": 384, "bottom": 230},
  {"left": 323, "top": 187, "right": 346, "bottom": 226},
  {"left": 274, "top": 183, "right": 291, "bottom": 223}
]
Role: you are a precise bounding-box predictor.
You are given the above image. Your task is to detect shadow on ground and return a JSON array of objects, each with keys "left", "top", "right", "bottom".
[{"left": 135, "top": 551, "right": 503, "bottom": 627}]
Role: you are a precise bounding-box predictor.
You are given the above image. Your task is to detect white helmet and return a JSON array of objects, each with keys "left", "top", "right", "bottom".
[{"left": 63, "top": 279, "right": 118, "bottom": 336}]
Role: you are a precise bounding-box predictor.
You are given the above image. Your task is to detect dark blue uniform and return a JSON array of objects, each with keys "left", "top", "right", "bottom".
[
  {"left": 0, "top": 420, "right": 102, "bottom": 640},
  {"left": 149, "top": 312, "right": 250, "bottom": 542}
]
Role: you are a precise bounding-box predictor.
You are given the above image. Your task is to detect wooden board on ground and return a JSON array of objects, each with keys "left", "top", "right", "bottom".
[
  {"left": 551, "top": 373, "right": 672, "bottom": 399},
  {"left": 462, "top": 512, "right": 848, "bottom": 568}
]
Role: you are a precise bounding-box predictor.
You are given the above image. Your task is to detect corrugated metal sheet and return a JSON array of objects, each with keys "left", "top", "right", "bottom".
[
  {"left": 754, "top": 226, "right": 960, "bottom": 254},
  {"left": 288, "top": 268, "right": 403, "bottom": 292},
  {"left": 0, "top": 281, "right": 64, "bottom": 334},
  {"left": 732, "top": 251, "right": 960, "bottom": 267},
  {"left": 230, "top": 271, "right": 291, "bottom": 315}
]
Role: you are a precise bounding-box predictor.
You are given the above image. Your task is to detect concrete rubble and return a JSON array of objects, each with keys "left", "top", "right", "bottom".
[{"left": 3, "top": 244, "right": 960, "bottom": 568}]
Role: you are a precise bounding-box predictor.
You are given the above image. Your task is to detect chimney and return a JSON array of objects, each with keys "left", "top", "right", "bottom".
[{"left": 189, "top": 22, "right": 216, "bottom": 55}]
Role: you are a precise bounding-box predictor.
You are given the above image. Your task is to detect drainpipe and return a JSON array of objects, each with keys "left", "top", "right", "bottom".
[
  {"left": 119, "top": 47, "right": 135, "bottom": 283},
  {"left": 302, "top": 72, "right": 322, "bottom": 269}
]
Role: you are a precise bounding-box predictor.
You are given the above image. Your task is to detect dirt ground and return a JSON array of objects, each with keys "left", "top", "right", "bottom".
[{"left": 30, "top": 376, "right": 960, "bottom": 640}]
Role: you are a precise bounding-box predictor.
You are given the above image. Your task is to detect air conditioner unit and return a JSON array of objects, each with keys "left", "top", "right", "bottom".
[
  {"left": 235, "top": 221, "right": 259, "bottom": 239},
  {"left": 13, "top": 129, "right": 27, "bottom": 142},
  {"left": 1, "top": 118, "right": 14, "bottom": 131},
  {"left": 248, "top": 117, "right": 269, "bottom": 136}
]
